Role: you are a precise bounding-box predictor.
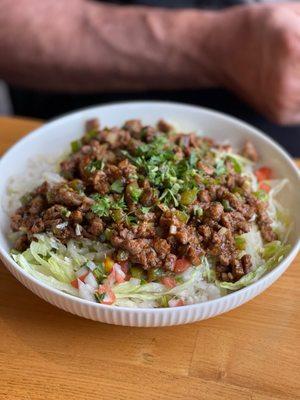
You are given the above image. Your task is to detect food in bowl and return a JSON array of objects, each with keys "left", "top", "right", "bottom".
[{"left": 8, "top": 118, "right": 290, "bottom": 308}]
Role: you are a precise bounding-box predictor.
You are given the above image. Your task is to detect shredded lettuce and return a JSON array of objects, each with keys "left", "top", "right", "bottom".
[
  {"left": 114, "top": 280, "right": 166, "bottom": 301},
  {"left": 113, "top": 263, "right": 221, "bottom": 307},
  {"left": 29, "top": 240, "right": 75, "bottom": 283},
  {"left": 11, "top": 233, "right": 221, "bottom": 307},
  {"left": 218, "top": 243, "right": 290, "bottom": 291},
  {"left": 240, "top": 227, "right": 264, "bottom": 269},
  {"left": 267, "top": 179, "right": 290, "bottom": 240},
  {"left": 202, "top": 256, "right": 216, "bottom": 283},
  {"left": 12, "top": 253, "right": 78, "bottom": 296},
  {"left": 262, "top": 240, "right": 282, "bottom": 259},
  {"left": 11, "top": 233, "right": 112, "bottom": 295},
  {"left": 213, "top": 150, "right": 254, "bottom": 174}
]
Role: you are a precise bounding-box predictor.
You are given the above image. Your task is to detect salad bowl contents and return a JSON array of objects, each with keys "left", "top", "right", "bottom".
[
  {"left": 0, "top": 102, "right": 298, "bottom": 326},
  {"left": 8, "top": 117, "right": 291, "bottom": 308}
]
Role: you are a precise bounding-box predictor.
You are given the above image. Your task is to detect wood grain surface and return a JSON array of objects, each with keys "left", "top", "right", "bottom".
[{"left": 0, "top": 117, "right": 299, "bottom": 400}]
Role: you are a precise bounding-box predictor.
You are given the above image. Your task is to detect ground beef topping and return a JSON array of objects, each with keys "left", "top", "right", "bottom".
[{"left": 10, "top": 118, "right": 276, "bottom": 282}]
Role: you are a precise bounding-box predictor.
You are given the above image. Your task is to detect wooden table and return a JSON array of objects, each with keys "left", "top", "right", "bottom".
[{"left": 0, "top": 117, "right": 299, "bottom": 400}]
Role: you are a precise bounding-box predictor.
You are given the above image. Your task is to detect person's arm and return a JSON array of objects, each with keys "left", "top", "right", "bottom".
[
  {"left": 0, "top": 0, "right": 220, "bottom": 92},
  {"left": 212, "top": 3, "right": 300, "bottom": 125},
  {"left": 0, "top": 1, "right": 300, "bottom": 125}
]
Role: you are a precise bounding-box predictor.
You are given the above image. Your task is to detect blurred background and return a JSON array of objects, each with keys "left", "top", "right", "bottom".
[{"left": 0, "top": 0, "right": 299, "bottom": 156}]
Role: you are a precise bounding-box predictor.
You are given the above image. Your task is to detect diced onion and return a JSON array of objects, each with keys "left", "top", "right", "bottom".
[
  {"left": 129, "top": 278, "right": 141, "bottom": 286},
  {"left": 169, "top": 225, "right": 177, "bottom": 234},
  {"left": 78, "top": 280, "right": 96, "bottom": 302},
  {"left": 76, "top": 265, "right": 89, "bottom": 277},
  {"left": 43, "top": 172, "right": 65, "bottom": 185},
  {"left": 84, "top": 272, "right": 98, "bottom": 289},
  {"left": 75, "top": 224, "right": 83, "bottom": 236},
  {"left": 168, "top": 298, "right": 182, "bottom": 307},
  {"left": 56, "top": 222, "right": 68, "bottom": 230},
  {"left": 113, "top": 263, "right": 126, "bottom": 279},
  {"left": 86, "top": 260, "right": 97, "bottom": 271}
]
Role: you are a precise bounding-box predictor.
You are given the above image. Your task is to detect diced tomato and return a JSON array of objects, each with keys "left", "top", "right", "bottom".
[
  {"left": 115, "top": 273, "right": 125, "bottom": 284},
  {"left": 107, "top": 263, "right": 126, "bottom": 285},
  {"left": 107, "top": 269, "right": 116, "bottom": 285},
  {"left": 114, "top": 263, "right": 126, "bottom": 283},
  {"left": 259, "top": 182, "right": 271, "bottom": 192},
  {"left": 103, "top": 290, "right": 116, "bottom": 305},
  {"left": 255, "top": 167, "right": 272, "bottom": 182},
  {"left": 98, "top": 284, "right": 116, "bottom": 305},
  {"left": 174, "top": 258, "right": 190, "bottom": 274},
  {"left": 70, "top": 271, "right": 89, "bottom": 288},
  {"left": 161, "top": 276, "right": 177, "bottom": 288},
  {"left": 71, "top": 279, "right": 78, "bottom": 289},
  {"left": 168, "top": 298, "right": 185, "bottom": 307}
]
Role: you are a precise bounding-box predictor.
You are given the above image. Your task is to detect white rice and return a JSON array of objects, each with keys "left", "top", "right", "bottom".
[{"left": 3, "top": 154, "right": 65, "bottom": 215}]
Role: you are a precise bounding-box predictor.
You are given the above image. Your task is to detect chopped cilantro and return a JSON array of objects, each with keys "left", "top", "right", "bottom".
[
  {"left": 111, "top": 196, "right": 127, "bottom": 210},
  {"left": 193, "top": 205, "right": 203, "bottom": 218},
  {"left": 159, "top": 189, "right": 178, "bottom": 207},
  {"left": 189, "top": 151, "right": 198, "bottom": 168},
  {"left": 90, "top": 193, "right": 101, "bottom": 201},
  {"left": 93, "top": 263, "right": 107, "bottom": 282},
  {"left": 140, "top": 206, "right": 151, "bottom": 214},
  {"left": 91, "top": 194, "right": 126, "bottom": 218},
  {"left": 254, "top": 190, "right": 269, "bottom": 201},
  {"left": 159, "top": 183, "right": 181, "bottom": 207},
  {"left": 227, "top": 155, "right": 242, "bottom": 173},
  {"left": 91, "top": 196, "right": 111, "bottom": 217},
  {"left": 111, "top": 179, "right": 124, "bottom": 194},
  {"left": 94, "top": 292, "right": 105, "bottom": 303},
  {"left": 136, "top": 143, "right": 149, "bottom": 155},
  {"left": 61, "top": 207, "right": 71, "bottom": 218},
  {"left": 126, "top": 214, "right": 138, "bottom": 225},
  {"left": 215, "top": 159, "right": 227, "bottom": 176},
  {"left": 85, "top": 159, "right": 104, "bottom": 174},
  {"left": 127, "top": 183, "right": 142, "bottom": 203}
]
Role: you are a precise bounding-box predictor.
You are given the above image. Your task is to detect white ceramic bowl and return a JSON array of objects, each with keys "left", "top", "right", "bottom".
[{"left": 0, "top": 101, "right": 299, "bottom": 327}]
